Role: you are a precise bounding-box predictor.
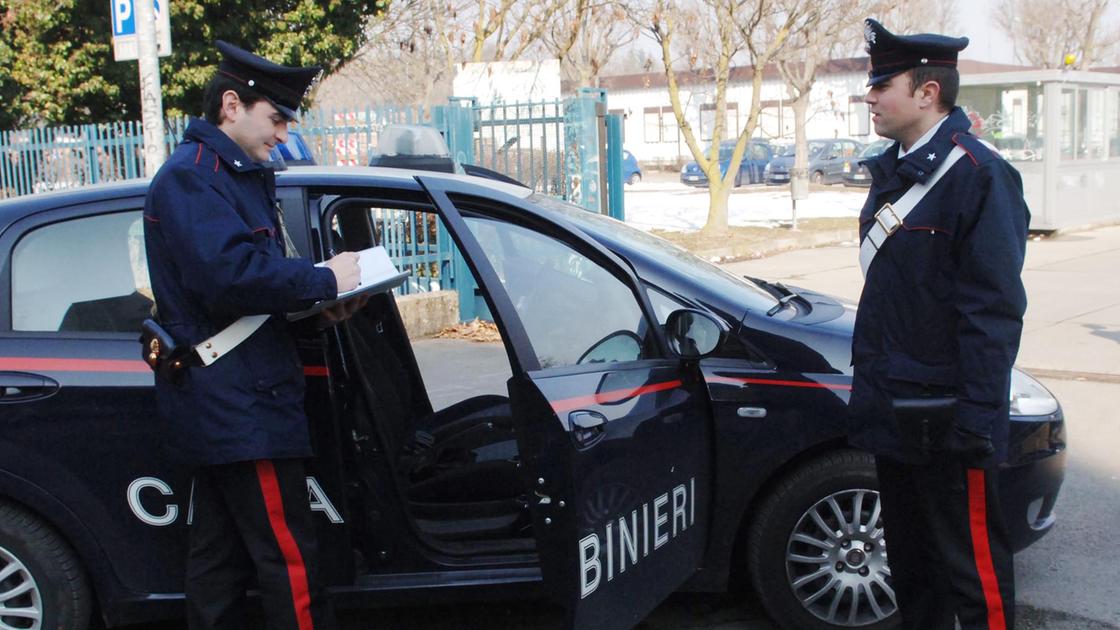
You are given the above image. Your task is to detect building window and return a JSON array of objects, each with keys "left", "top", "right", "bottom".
[
  {"left": 644, "top": 107, "right": 662, "bottom": 143},
  {"left": 759, "top": 100, "right": 793, "bottom": 139},
  {"left": 849, "top": 98, "right": 870, "bottom": 137},
  {"left": 699, "top": 103, "right": 738, "bottom": 141},
  {"left": 643, "top": 106, "right": 680, "bottom": 143}
]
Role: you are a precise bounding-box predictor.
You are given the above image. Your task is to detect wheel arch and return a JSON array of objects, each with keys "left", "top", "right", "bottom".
[
  {"left": 684, "top": 437, "right": 854, "bottom": 592},
  {"left": 0, "top": 469, "right": 125, "bottom": 623}
]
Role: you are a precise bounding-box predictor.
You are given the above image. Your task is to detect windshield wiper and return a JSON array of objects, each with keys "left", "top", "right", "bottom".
[{"left": 745, "top": 276, "right": 807, "bottom": 317}]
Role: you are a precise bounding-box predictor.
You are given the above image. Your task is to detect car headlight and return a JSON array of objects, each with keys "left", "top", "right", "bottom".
[{"left": 1009, "top": 368, "right": 1059, "bottom": 416}]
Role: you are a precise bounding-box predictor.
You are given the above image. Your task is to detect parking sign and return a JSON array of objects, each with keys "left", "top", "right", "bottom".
[{"left": 111, "top": 0, "right": 172, "bottom": 61}]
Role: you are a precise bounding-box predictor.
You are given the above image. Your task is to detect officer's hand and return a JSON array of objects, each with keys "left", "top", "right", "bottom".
[
  {"left": 324, "top": 252, "right": 361, "bottom": 293},
  {"left": 947, "top": 425, "right": 995, "bottom": 466}
]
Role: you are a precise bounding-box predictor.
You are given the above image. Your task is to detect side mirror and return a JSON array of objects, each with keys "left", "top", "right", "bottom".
[{"left": 665, "top": 309, "right": 726, "bottom": 359}]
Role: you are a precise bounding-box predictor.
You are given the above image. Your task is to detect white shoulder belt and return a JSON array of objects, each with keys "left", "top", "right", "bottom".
[{"left": 859, "top": 145, "right": 966, "bottom": 277}]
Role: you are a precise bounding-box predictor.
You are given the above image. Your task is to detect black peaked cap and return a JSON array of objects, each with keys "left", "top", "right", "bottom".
[
  {"left": 215, "top": 40, "right": 321, "bottom": 120},
  {"left": 863, "top": 18, "right": 969, "bottom": 87}
]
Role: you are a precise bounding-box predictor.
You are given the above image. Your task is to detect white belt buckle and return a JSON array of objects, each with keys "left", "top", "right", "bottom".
[{"left": 874, "top": 202, "right": 902, "bottom": 236}]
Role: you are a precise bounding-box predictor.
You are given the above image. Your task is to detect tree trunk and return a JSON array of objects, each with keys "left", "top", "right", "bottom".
[
  {"left": 791, "top": 95, "right": 810, "bottom": 190},
  {"left": 701, "top": 175, "right": 733, "bottom": 238}
]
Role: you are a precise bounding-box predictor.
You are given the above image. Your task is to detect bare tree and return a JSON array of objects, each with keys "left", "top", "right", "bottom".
[
  {"left": 993, "top": 0, "right": 1119, "bottom": 68},
  {"left": 874, "top": 0, "right": 959, "bottom": 38},
  {"left": 344, "top": 0, "right": 461, "bottom": 108},
  {"left": 467, "top": 0, "right": 565, "bottom": 63},
  {"left": 544, "top": 0, "right": 640, "bottom": 88},
  {"left": 775, "top": 0, "right": 874, "bottom": 200},
  {"left": 648, "top": 0, "right": 804, "bottom": 237}
]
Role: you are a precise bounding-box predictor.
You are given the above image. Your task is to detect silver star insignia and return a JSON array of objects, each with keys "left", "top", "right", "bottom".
[
  {"left": 233, "top": 160, "right": 242, "bottom": 167},
  {"left": 926, "top": 152, "right": 936, "bottom": 161}
]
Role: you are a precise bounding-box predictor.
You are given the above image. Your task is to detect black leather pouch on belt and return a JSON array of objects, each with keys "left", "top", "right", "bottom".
[
  {"left": 139, "top": 318, "right": 197, "bottom": 383},
  {"left": 893, "top": 396, "right": 956, "bottom": 454}
]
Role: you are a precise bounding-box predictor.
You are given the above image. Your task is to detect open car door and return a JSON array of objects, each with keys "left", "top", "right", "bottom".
[{"left": 419, "top": 176, "right": 715, "bottom": 629}]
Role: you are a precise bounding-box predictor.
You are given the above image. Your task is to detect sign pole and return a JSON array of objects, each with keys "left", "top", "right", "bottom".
[{"left": 135, "top": 0, "right": 167, "bottom": 175}]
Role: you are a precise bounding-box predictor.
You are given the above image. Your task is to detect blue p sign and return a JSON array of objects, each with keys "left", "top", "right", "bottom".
[
  {"left": 113, "top": 0, "right": 134, "bottom": 36},
  {"left": 112, "top": 0, "right": 162, "bottom": 36}
]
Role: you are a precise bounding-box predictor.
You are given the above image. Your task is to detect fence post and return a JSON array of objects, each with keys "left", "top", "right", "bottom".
[
  {"left": 564, "top": 91, "right": 604, "bottom": 213},
  {"left": 605, "top": 112, "right": 625, "bottom": 221}
]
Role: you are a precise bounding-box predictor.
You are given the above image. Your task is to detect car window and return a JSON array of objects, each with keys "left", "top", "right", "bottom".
[
  {"left": 461, "top": 215, "right": 654, "bottom": 369},
  {"left": 751, "top": 144, "right": 770, "bottom": 160},
  {"left": 12, "top": 210, "right": 153, "bottom": 333},
  {"left": 859, "top": 140, "right": 892, "bottom": 158},
  {"left": 530, "top": 194, "right": 780, "bottom": 315}
]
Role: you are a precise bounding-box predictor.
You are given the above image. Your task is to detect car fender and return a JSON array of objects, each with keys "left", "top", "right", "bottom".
[{"left": 0, "top": 466, "right": 129, "bottom": 619}]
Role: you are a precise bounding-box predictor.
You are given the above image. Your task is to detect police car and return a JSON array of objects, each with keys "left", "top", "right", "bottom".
[{"left": 0, "top": 165, "right": 1066, "bottom": 630}]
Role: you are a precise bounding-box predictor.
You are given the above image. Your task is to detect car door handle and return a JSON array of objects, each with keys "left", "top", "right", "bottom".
[
  {"left": 569, "top": 410, "right": 606, "bottom": 430},
  {"left": 568, "top": 410, "right": 607, "bottom": 448},
  {"left": 0, "top": 372, "right": 59, "bottom": 403},
  {"left": 736, "top": 406, "right": 767, "bottom": 418}
]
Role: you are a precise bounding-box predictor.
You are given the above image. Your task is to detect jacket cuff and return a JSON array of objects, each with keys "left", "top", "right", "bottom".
[{"left": 954, "top": 399, "right": 997, "bottom": 437}]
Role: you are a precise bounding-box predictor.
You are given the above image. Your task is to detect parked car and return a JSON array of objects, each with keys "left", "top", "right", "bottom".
[
  {"left": 765, "top": 138, "right": 864, "bottom": 185},
  {"left": 623, "top": 150, "right": 642, "bottom": 185},
  {"left": 0, "top": 165, "right": 1065, "bottom": 630},
  {"left": 680, "top": 139, "right": 772, "bottom": 187},
  {"left": 842, "top": 139, "right": 894, "bottom": 187}
]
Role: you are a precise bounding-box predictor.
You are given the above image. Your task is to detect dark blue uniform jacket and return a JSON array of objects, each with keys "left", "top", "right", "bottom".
[
  {"left": 143, "top": 118, "right": 337, "bottom": 467},
  {"left": 848, "top": 107, "right": 1029, "bottom": 467}
]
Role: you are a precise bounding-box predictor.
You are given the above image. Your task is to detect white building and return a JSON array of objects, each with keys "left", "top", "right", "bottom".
[{"left": 594, "top": 58, "right": 1028, "bottom": 168}]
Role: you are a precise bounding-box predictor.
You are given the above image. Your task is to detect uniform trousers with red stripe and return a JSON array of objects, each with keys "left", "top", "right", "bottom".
[
  {"left": 876, "top": 456, "right": 1015, "bottom": 630},
  {"left": 186, "top": 459, "right": 337, "bottom": 630}
]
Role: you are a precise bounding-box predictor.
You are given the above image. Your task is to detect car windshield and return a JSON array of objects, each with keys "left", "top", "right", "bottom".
[
  {"left": 529, "top": 194, "right": 779, "bottom": 313},
  {"left": 776, "top": 144, "right": 796, "bottom": 157},
  {"left": 859, "top": 140, "right": 893, "bottom": 158},
  {"left": 807, "top": 141, "right": 827, "bottom": 158}
]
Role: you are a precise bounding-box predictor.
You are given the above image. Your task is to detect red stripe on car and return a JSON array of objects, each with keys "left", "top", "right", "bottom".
[
  {"left": 550, "top": 379, "right": 683, "bottom": 414},
  {"left": 706, "top": 375, "right": 852, "bottom": 391}
]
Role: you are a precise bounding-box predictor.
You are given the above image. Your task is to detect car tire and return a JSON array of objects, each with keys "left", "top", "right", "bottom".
[
  {"left": 746, "top": 450, "right": 898, "bottom": 630},
  {"left": 0, "top": 501, "right": 91, "bottom": 630},
  {"left": 734, "top": 173, "right": 743, "bottom": 188},
  {"left": 627, "top": 172, "right": 641, "bottom": 185},
  {"left": 810, "top": 170, "right": 824, "bottom": 185}
]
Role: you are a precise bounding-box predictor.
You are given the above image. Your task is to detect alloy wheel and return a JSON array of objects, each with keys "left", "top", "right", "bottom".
[
  {"left": 0, "top": 543, "right": 43, "bottom": 630},
  {"left": 785, "top": 488, "right": 896, "bottom": 627}
]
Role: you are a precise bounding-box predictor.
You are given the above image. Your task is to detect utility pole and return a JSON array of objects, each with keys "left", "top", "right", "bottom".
[{"left": 135, "top": 0, "right": 167, "bottom": 175}]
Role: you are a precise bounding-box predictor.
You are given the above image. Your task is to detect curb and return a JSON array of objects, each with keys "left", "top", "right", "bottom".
[{"left": 694, "top": 228, "right": 859, "bottom": 262}]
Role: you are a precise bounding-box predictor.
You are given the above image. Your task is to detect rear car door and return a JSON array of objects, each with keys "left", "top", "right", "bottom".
[
  {"left": 419, "top": 176, "right": 715, "bottom": 629},
  {"left": 0, "top": 198, "right": 189, "bottom": 600}
]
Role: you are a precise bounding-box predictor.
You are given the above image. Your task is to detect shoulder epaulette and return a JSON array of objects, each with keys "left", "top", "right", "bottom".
[{"left": 951, "top": 132, "right": 1002, "bottom": 167}]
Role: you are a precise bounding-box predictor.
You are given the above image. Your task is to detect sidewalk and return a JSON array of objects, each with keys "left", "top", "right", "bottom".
[{"left": 720, "top": 225, "right": 1120, "bottom": 379}]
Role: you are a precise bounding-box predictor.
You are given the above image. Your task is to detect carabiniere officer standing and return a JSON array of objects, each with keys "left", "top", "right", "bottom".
[
  {"left": 144, "top": 41, "right": 362, "bottom": 629},
  {"left": 847, "top": 19, "right": 1029, "bottom": 630}
]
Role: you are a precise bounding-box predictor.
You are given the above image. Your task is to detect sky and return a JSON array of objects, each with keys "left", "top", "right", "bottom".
[{"left": 956, "top": 0, "right": 1018, "bottom": 64}]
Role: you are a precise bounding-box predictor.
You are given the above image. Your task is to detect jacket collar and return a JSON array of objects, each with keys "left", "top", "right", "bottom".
[
  {"left": 183, "top": 117, "right": 263, "bottom": 174},
  {"left": 865, "top": 106, "right": 972, "bottom": 187}
]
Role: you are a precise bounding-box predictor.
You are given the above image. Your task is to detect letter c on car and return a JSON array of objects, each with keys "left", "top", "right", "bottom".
[{"left": 127, "top": 477, "right": 179, "bottom": 526}]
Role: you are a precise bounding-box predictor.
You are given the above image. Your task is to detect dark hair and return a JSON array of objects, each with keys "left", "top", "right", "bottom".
[
  {"left": 907, "top": 66, "right": 959, "bottom": 111},
  {"left": 201, "top": 73, "right": 266, "bottom": 123}
]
